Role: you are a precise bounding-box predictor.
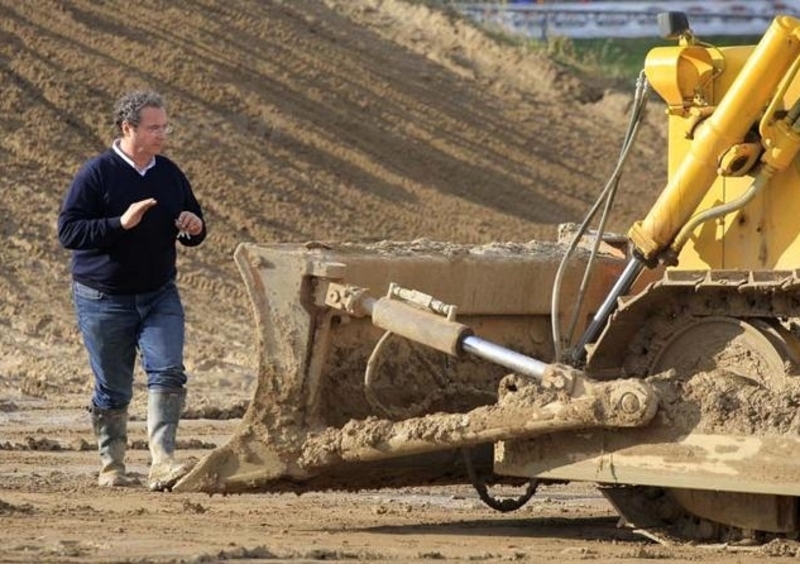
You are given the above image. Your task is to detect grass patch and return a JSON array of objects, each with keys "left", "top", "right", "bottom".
[
  {"left": 418, "top": 1, "right": 764, "bottom": 84},
  {"left": 550, "top": 35, "right": 763, "bottom": 81}
]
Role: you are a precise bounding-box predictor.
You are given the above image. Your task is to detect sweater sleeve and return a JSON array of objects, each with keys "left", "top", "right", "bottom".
[
  {"left": 57, "top": 159, "right": 125, "bottom": 251},
  {"left": 176, "top": 167, "right": 207, "bottom": 248}
]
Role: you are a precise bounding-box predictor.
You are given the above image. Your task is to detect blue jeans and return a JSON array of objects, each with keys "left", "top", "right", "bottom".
[{"left": 73, "top": 280, "right": 188, "bottom": 410}]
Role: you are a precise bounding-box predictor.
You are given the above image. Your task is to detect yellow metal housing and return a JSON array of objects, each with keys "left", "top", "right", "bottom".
[
  {"left": 635, "top": 16, "right": 800, "bottom": 269},
  {"left": 644, "top": 45, "right": 715, "bottom": 109}
]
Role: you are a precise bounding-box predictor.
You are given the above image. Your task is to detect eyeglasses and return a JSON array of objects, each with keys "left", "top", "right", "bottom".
[{"left": 139, "top": 124, "right": 174, "bottom": 135}]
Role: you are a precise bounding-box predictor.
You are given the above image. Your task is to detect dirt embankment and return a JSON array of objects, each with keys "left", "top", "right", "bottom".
[{"left": 0, "top": 0, "right": 666, "bottom": 399}]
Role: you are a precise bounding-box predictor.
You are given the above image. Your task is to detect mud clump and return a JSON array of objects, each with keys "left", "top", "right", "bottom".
[
  {"left": 651, "top": 370, "right": 800, "bottom": 437},
  {"left": 0, "top": 499, "right": 34, "bottom": 515},
  {"left": 182, "top": 401, "right": 250, "bottom": 420}
]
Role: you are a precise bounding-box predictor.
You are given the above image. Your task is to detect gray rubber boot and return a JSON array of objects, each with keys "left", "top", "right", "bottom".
[
  {"left": 90, "top": 406, "right": 137, "bottom": 487},
  {"left": 147, "top": 388, "right": 190, "bottom": 491}
]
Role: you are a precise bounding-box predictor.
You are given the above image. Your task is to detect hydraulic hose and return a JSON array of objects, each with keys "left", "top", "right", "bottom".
[{"left": 551, "top": 71, "right": 650, "bottom": 361}]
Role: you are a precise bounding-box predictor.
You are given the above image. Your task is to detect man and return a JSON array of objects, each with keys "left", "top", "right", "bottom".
[{"left": 58, "top": 90, "right": 206, "bottom": 491}]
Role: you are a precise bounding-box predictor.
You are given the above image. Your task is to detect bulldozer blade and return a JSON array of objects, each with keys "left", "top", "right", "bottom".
[{"left": 174, "top": 240, "right": 628, "bottom": 493}]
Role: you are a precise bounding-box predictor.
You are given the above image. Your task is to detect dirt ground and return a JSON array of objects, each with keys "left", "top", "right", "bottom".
[{"left": 3, "top": 0, "right": 800, "bottom": 562}]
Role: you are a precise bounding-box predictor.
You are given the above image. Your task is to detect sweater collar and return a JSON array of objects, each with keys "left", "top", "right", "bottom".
[{"left": 113, "top": 139, "right": 156, "bottom": 176}]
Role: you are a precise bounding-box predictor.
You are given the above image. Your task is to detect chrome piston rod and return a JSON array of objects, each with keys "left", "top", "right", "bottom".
[
  {"left": 325, "top": 281, "right": 551, "bottom": 381},
  {"left": 461, "top": 335, "right": 548, "bottom": 380},
  {"left": 570, "top": 256, "right": 644, "bottom": 362}
]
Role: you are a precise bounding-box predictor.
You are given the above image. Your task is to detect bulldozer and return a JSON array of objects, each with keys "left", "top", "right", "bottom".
[{"left": 175, "top": 11, "right": 800, "bottom": 542}]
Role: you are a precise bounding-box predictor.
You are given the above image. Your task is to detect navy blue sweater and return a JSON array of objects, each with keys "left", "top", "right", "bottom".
[{"left": 58, "top": 149, "right": 206, "bottom": 294}]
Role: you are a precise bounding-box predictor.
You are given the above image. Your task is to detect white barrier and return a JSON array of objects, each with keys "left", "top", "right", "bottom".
[{"left": 457, "top": 1, "right": 800, "bottom": 38}]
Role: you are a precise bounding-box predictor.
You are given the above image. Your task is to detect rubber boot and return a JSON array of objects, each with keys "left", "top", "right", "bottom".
[
  {"left": 91, "top": 406, "right": 137, "bottom": 487},
  {"left": 147, "top": 389, "right": 190, "bottom": 491}
]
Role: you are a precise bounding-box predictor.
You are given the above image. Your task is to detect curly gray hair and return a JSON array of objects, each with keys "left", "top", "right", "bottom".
[{"left": 114, "top": 91, "right": 166, "bottom": 133}]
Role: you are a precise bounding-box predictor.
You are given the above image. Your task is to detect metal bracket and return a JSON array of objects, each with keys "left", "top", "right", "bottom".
[{"left": 386, "top": 282, "right": 458, "bottom": 321}]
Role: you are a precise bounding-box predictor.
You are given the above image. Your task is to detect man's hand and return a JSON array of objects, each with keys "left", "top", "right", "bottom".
[
  {"left": 121, "top": 198, "right": 157, "bottom": 230},
  {"left": 175, "top": 211, "right": 203, "bottom": 236}
]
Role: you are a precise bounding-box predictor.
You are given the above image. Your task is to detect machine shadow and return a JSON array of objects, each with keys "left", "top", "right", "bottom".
[{"left": 344, "top": 515, "right": 645, "bottom": 542}]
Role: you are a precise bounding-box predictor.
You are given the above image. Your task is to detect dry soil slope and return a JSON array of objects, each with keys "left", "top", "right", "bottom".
[{"left": 0, "top": 0, "right": 666, "bottom": 397}]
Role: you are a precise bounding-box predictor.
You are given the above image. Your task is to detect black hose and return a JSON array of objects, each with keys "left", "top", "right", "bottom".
[{"left": 461, "top": 448, "right": 538, "bottom": 512}]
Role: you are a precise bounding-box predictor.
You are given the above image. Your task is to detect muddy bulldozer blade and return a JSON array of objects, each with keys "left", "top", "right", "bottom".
[{"left": 174, "top": 240, "right": 632, "bottom": 493}]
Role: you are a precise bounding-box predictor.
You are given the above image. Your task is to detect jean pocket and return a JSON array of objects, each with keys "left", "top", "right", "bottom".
[{"left": 73, "top": 282, "right": 104, "bottom": 301}]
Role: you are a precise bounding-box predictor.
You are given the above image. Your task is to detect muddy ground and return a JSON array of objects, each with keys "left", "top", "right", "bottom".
[{"left": 2, "top": 0, "right": 800, "bottom": 562}]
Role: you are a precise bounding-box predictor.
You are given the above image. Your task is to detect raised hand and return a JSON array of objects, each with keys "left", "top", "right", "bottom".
[{"left": 120, "top": 198, "right": 158, "bottom": 230}]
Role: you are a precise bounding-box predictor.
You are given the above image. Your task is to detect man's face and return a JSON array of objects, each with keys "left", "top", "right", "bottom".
[{"left": 123, "top": 106, "right": 170, "bottom": 159}]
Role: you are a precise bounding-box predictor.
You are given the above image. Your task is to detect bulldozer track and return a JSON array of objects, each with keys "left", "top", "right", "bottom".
[
  {"left": 584, "top": 268, "right": 800, "bottom": 543},
  {"left": 587, "top": 268, "right": 800, "bottom": 378}
]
